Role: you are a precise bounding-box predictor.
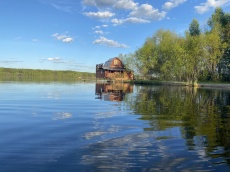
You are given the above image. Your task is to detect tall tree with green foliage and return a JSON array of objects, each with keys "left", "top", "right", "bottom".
[
  {"left": 221, "top": 12, "right": 230, "bottom": 81},
  {"left": 208, "top": 7, "right": 226, "bottom": 30},
  {"left": 184, "top": 32, "right": 204, "bottom": 83},
  {"left": 189, "top": 19, "right": 201, "bottom": 36},
  {"left": 204, "top": 27, "right": 226, "bottom": 80},
  {"left": 133, "top": 36, "right": 159, "bottom": 79},
  {"left": 154, "top": 29, "right": 185, "bottom": 81},
  {"left": 119, "top": 53, "right": 139, "bottom": 74},
  {"left": 206, "top": 7, "right": 229, "bottom": 81},
  {"left": 184, "top": 19, "right": 204, "bottom": 83}
]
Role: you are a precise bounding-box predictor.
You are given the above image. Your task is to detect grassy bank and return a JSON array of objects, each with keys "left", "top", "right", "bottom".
[
  {"left": 128, "top": 80, "right": 189, "bottom": 86},
  {"left": 128, "top": 79, "right": 230, "bottom": 88},
  {"left": 198, "top": 81, "right": 230, "bottom": 89}
]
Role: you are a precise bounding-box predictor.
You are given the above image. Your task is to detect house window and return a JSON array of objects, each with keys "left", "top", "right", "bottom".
[{"left": 114, "top": 59, "right": 119, "bottom": 65}]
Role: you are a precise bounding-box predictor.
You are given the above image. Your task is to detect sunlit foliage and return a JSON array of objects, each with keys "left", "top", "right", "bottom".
[{"left": 121, "top": 8, "right": 230, "bottom": 82}]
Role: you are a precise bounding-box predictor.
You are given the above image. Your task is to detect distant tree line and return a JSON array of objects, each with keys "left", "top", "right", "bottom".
[
  {"left": 0, "top": 68, "right": 95, "bottom": 81},
  {"left": 120, "top": 8, "right": 230, "bottom": 83}
]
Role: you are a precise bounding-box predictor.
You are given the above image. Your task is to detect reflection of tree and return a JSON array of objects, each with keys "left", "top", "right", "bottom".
[{"left": 124, "top": 86, "right": 230, "bottom": 163}]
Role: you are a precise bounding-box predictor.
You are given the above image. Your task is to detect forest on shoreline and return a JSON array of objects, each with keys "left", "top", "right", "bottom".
[
  {"left": 120, "top": 8, "right": 230, "bottom": 84},
  {"left": 0, "top": 68, "right": 95, "bottom": 81}
]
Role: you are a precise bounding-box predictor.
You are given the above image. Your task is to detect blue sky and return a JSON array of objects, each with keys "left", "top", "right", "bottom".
[{"left": 0, "top": 0, "right": 229, "bottom": 73}]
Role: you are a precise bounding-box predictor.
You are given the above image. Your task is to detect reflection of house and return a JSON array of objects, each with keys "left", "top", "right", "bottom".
[
  {"left": 95, "top": 83, "right": 133, "bottom": 101},
  {"left": 96, "top": 57, "right": 134, "bottom": 81}
]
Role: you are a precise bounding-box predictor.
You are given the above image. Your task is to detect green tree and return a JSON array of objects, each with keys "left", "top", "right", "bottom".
[
  {"left": 184, "top": 32, "right": 204, "bottom": 83},
  {"left": 155, "top": 29, "right": 185, "bottom": 81},
  {"left": 133, "top": 29, "right": 187, "bottom": 81},
  {"left": 134, "top": 36, "right": 158, "bottom": 79},
  {"left": 204, "top": 27, "right": 226, "bottom": 80},
  {"left": 189, "top": 19, "right": 201, "bottom": 36},
  {"left": 208, "top": 7, "right": 226, "bottom": 30},
  {"left": 207, "top": 7, "right": 229, "bottom": 81},
  {"left": 218, "top": 12, "right": 230, "bottom": 81}
]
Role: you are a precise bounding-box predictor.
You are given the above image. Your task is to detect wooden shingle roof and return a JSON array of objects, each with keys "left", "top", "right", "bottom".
[{"left": 103, "top": 57, "right": 125, "bottom": 70}]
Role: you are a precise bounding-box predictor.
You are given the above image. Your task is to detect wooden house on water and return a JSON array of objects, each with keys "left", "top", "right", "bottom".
[{"left": 96, "top": 57, "right": 134, "bottom": 81}]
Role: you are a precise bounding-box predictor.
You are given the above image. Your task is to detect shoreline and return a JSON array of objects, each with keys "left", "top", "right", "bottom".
[
  {"left": 128, "top": 80, "right": 230, "bottom": 89},
  {"left": 198, "top": 83, "right": 230, "bottom": 89},
  {"left": 1, "top": 79, "right": 229, "bottom": 89}
]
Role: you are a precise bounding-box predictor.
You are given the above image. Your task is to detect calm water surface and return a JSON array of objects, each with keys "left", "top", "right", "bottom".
[{"left": 0, "top": 82, "right": 229, "bottom": 172}]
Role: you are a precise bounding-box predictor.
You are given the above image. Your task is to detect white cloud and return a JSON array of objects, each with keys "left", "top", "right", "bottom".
[
  {"left": 94, "top": 30, "right": 104, "bottom": 34},
  {"left": 162, "top": 0, "right": 187, "bottom": 10},
  {"left": 52, "top": 33, "right": 74, "bottom": 43},
  {"left": 195, "top": 0, "right": 230, "bottom": 14},
  {"left": 52, "top": 33, "right": 66, "bottom": 40},
  {"left": 92, "top": 25, "right": 109, "bottom": 35},
  {"left": 83, "top": 1, "right": 166, "bottom": 25},
  {"left": 84, "top": 11, "right": 115, "bottom": 19},
  {"left": 47, "top": 57, "right": 61, "bottom": 61},
  {"left": 93, "top": 26, "right": 101, "bottom": 29},
  {"left": 114, "top": 0, "right": 138, "bottom": 10},
  {"left": 83, "top": 0, "right": 116, "bottom": 7},
  {"left": 93, "top": 25, "right": 108, "bottom": 30},
  {"left": 82, "top": 0, "right": 138, "bottom": 10},
  {"left": 130, "top": 4, "right": 166, "bottom": 20},
  {"left": 111, "top": 17, "right": 150, "bottom": 25},
  {"left": 62, "top": 37, "right": 74, "bottom": 43},
  {"left": 93, "top": 36, "right": 129, "bottom": 48}
]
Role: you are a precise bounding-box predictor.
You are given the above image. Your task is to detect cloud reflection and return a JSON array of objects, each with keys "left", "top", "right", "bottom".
[
  {"left": 80, "top": 129, "right": 212, "bottom": 171},
  {"left": 52, "top": 112, "right": 72, "bottom": 120}
]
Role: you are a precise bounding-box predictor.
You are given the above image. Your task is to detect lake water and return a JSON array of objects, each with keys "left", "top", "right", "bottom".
[{"left": 0, "top": 82, "right": 229, "bottom": 172}]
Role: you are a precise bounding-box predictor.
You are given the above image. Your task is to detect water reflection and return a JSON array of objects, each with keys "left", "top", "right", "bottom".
[
  {"left": 80, "top": 131, "right": 215, "bottom": 171},
  {"left": 95, "top": 83, "right": 133, "bottom": 101},
  {"left": 86, "top": 85, "right": 230, "bottom": 171},
  {"left": 125, "top": 86, "right": 230, "bottom": 166},
  {"left": 52, "top": 112, "right": 72, "bottom": 120},
  {"left": 1, "top": 83, "right": 230, "bottom": 171}
]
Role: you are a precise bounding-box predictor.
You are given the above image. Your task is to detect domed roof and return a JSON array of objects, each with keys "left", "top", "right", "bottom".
[{"left": 103, "top": 57, "right": 125, "bottom": 71}]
